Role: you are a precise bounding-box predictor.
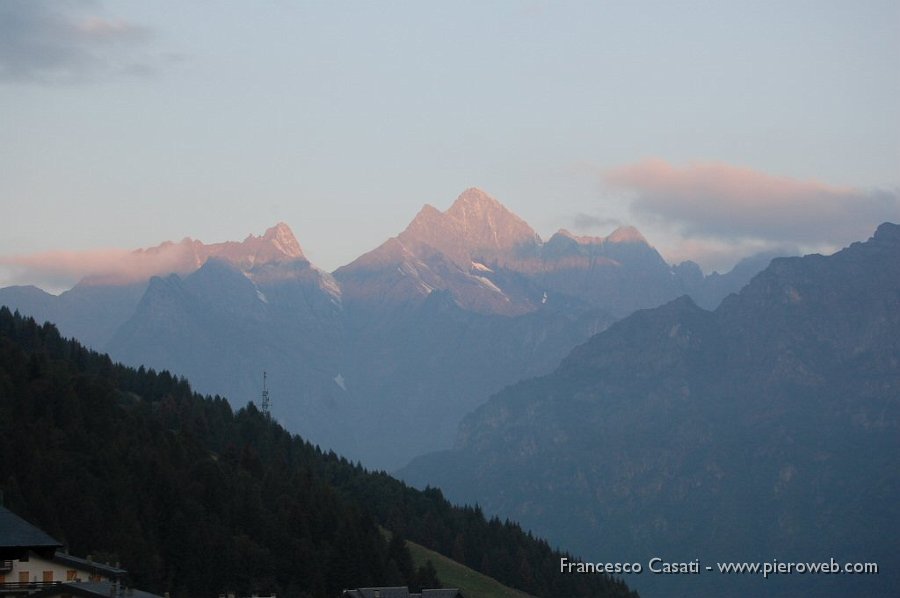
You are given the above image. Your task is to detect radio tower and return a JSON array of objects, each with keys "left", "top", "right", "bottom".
[{"left": 261, "top": 371, "right": 271, "bottom": 419}]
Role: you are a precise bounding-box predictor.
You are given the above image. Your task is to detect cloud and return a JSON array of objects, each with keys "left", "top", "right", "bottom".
[
  {"left": 0, "top": 1, "right": 159, "bottom": 84},
  {"left": 604, "top": 158, "right": 900, "bottom": 246},
  {"left": 0, "top": 244, "right": 199, "bottom": 291},
  {"left": 660, "top": 237, "right": 800, "bottom": 274},
  {"left": 76, "top": 16, "right": 150, "bottom": 41}
]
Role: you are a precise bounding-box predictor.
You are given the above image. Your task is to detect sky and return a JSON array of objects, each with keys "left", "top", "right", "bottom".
[{"left": 1, "top": 0, "right": 898, "bottom": 291}]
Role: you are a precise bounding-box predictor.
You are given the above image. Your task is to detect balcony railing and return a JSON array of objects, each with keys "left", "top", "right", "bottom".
[{"left": 0, "top": 580, "right": 63, "bottom": 594}]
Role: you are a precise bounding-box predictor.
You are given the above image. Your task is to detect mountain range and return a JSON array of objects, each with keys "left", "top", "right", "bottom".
[
  {"left": 400, "top": 223, "right": 900, "bottom": 597},
  {"left": 0, "top": 188, "right": 772, "bottom": 469}
]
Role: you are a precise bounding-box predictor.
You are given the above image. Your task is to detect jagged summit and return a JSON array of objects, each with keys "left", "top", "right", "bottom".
[
  {"left": 873, "top": 222, "right": 900, "bottom": 243},
  {"left": 230, "top": 222, "right": 306, "bottom": 266},
  {"left": 260, "top": 222, "right": 305, "bottom": 258},
  {"left": 398, "top": 188, "right": 540, "bottom": 267},
  {"left": 446, "top": 187, "right": 505, "bottom": 217},
  {"left": 73, "top": 224, "right": 309, "bottom": 288},
  {"left": 334, "top": 188, "right": 543, "bottom": 315},
  {"left": 135, "top": 223, "right": 305, "bottom": 267},
  {"left": 350, "top": 187, "right": 653, "bottom": 275},
  {"left": 445, "top": 187, "right": 541, "bottom": 253},
  {"left": 334, "top": 188, "right": 676, "bottom": 316},
  {"left": 605, "top": 225, "right": 648, "bottom": 244}
]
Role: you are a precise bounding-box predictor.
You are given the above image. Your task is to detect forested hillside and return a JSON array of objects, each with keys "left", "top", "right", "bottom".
[{"left": 0, "top": 307, "right": 634, "bottom": 598}]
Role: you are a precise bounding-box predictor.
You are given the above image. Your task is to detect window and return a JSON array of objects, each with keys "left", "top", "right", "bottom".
[
  {"left": 18, "top": 571, "right": 29, "bottom": 583},
  {"left": 67, "top": 569, "right": 77, "bottom": 581},
  {"left": 43, "top": 570, "right": 53, "bottom": 582}
]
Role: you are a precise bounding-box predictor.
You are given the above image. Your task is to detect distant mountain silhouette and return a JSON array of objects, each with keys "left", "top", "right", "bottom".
[{"left": 400, "top": 223, "right": 900, "bottom": 597}]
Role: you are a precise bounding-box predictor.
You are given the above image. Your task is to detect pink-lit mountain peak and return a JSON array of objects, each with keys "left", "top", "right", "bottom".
[
  {"left": 138, "top": 223, "right": 304, "bottom": 262},
  {"left": 245, "top": 222, "right": 305, "bottom": 260},
  {"left": 73, "top": 224, "right": 308, "bottom": 286},
  {"left": 402, "top": 188, "right": 540, "bottom": 263},
  {"left": 446, "top": 187, "right": 535, "bottom": 237},
  {"left": 605, "top": 225, "right": 647, "bottom": 244},
  {"left": 446, "top": 187, "right": 504, "bottom": 217}
]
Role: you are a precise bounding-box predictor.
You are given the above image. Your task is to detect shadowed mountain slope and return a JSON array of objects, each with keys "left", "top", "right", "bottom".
[{"left": 401, "top": 223, "right": 900, "bottom": 597}]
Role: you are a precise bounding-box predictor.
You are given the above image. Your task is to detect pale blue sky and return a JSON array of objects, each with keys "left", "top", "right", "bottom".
[{"left": 2, "top": 0, "right": 898, "bottom": 289}]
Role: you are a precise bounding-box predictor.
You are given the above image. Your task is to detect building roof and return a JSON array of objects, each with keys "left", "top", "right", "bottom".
[
  {"left": 0, "top": 506, "right": 62, "bottom": 560},
  {"left": 342, "top": 588, "right": 463, "bottom": 598},
  {"left": 31, "top": 581, "right": 164, "bottom": 598},
  {"left": 343, "top": 589, "right": 412, "bottom": 598},
  {"left": 52, "top": 552, "right": 128, "bottom": 579}
]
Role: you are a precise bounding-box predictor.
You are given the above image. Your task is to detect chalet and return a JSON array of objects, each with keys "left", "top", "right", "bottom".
[
  {"left": 0, "top": 507, "right": 160, "bottom": 598},
  {"left": 3, "top": 550, "right": 127, "bottom": 588}
]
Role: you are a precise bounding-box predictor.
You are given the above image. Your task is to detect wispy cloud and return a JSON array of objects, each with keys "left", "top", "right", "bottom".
[
  {"left": 0, "top": 1, "right": 161, "bottom": 84},
  {"left": 0, "top": 245, "right": 198, "bottom": 291},
  {"left": 604, "top": 158, "right": 900, "bottom": 246}
]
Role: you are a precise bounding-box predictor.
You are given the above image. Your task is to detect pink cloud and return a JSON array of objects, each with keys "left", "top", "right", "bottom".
[
  {"left": 75, "top": 17, "right": 151, "bottom": 42},
  {"left": 0, "top": 244, "right": 199, "bottom": 291},
  {"left": 0, "top": 224, "right": 305, "bottom": 291},
  {"left": 604, "top": 158, "right": 900, "bottom": 245}
]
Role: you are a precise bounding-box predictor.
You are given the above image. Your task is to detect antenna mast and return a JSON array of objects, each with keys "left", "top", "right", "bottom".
[{"left": 261, "top": 371, "right": 271, "bottom": 419}]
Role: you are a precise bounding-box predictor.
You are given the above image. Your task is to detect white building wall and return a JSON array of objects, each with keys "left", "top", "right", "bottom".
[{"left": 0, "top": 551, "right": 112, "bottom": 585}]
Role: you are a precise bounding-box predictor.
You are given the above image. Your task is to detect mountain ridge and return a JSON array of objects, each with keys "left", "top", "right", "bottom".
[
  {"left": 400, "top": 222, "right": 900, "bottom": 597},
  {"left": 1, "top": 188, "right": 782, "bottom": 469}
]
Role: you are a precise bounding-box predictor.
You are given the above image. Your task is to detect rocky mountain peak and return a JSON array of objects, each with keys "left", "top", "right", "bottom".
[
  {"left": 605, "top": 225, "right": 648, "bottom": 244},
  {"left": 71, "top": 225, "right": 309, "bottom": 289},
  {"left": 873, "top": 222, "right": 900, "bottom": 244},
  {"left": 446, "top": 187, "right": 504, "bottom": 215},
  {"left": 388, "top": 188, "right": 540, "bottom": 269},
  {"left": 207, "top": 223, "right": 306, "bottom": 270},
  {"left": 444, "top": 188, "right": 540, "bottom": 255},
  {"left": 260, "top": 222, "right": 305, "bottom": 258},
  {"left": 404, "top": 204, "right": 446, "bottom": 233}
]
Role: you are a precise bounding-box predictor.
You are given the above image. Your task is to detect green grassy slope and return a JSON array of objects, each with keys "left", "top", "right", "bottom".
[{"left": 406, "top": 538, "right": 536, "bottom": 598}]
